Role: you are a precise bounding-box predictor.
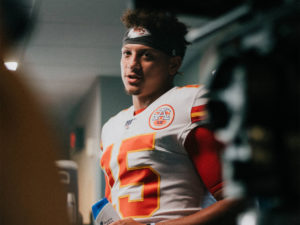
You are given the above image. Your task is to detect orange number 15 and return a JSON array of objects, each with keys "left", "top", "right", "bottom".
[{"left": 101, "top": 133, "right": 160, "bottom": 218}]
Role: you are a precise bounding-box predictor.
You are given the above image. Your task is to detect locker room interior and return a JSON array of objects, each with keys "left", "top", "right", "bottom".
[{"left": 1, "top": 0, "right": 299, "bottom": 224}]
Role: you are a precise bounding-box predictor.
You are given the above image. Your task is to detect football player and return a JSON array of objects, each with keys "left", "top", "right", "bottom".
[{"left": 100, "top": 9, "right": 244, "bottom": 225}]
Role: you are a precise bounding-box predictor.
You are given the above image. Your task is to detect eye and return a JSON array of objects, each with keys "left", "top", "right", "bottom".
[
  {"left": 143, "top": 51, "right": 154, "bottom": 60},
  {"left": 122, "top": 50, "right": 131, "bottom": 57}
]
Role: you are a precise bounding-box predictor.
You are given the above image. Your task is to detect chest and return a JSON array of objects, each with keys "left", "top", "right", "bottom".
[{"left": 102, "top": 104, "right": 191, "bottom": 171}]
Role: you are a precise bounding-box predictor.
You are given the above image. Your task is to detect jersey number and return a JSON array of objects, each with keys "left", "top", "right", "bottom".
[{"left": 101, "top": 133, "right": 160, "bottom": 218}]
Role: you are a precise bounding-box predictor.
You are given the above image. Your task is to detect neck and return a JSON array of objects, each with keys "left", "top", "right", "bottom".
[{"left": 132, "top": 85, "right": 173, "bottom": 111}]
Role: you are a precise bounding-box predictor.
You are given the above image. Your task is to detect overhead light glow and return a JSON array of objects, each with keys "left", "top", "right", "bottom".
[{"left": 4, "top": 61, "right": 18, "bottom": 71}]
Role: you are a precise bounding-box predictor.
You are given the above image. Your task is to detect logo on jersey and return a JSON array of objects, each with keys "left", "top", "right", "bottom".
[
  {"left": 124, "top": 118, "right": 135, "bottom": 129},
  {"left": 149, "top": 104, "right": 175, "bottom": 130}
]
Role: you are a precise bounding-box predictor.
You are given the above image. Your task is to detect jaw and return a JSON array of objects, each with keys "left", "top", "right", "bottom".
[
  {"left": 125, "top": 87, "right": 142, "bottom": 96},
  {"left": 123, "top": 81, "right": 143, "bottom": 96}
]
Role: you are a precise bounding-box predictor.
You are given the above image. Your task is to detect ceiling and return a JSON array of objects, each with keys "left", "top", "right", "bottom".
[{"left": 8, "top": 0, "right": 212, "bottom": 121}]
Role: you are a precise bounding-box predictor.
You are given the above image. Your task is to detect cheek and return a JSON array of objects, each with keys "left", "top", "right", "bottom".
[
  {"left": 148, "top": 64, "right": 169, "bottom": 79},
  {"left": 120, "top": 61, "right": 126, "bottom": 84},
  {"left": 120, "top": 60, "right": 125, "bottom": 74}
]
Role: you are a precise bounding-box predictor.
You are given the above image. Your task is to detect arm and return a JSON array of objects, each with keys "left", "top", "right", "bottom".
[
  {"left": 157, "top": 197, "right": 244, "bottom": 225},
  {"left": 184, "top": 126, "right": 225, "bottom": 199}
]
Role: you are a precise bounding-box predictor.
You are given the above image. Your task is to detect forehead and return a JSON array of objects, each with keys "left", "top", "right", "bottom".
[{"left": 122, "top": 44, "right": 160, "bottom": 53}]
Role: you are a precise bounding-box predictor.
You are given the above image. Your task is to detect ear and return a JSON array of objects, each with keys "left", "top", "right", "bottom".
[{"left": 168, "top": 56, "right": 182, "bottom": 76}]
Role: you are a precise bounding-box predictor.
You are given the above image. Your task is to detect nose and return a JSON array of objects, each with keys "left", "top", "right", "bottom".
[{"left": 128, "top": 54, "right": 141, "bottom": 70}]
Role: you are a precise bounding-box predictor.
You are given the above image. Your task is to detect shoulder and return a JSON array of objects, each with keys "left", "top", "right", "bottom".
[
  {"left": 174, "top": 84, "right": 207, "bottom": 95},
  {"left": 169, "top": 84, "right": 208, "bottom": 103},
  {"left": 102, "top": 106, "right": 132, "bottom": 130},
  {"left": 159, "top": 84, "right": 208, "bottom": 109},
  {"left": 172, "top": 84, "right": 209, "bottom": 125},
  {"left": 101, "top": 106, "right": 132, "bottom": 147}
]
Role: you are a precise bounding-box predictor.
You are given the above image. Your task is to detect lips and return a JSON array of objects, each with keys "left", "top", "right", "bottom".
[{"left": 126, "top": 74, "right": 142, "bottom": 85}]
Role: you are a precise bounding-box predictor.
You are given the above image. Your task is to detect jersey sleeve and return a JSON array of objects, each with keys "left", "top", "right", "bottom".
[
  {"left": 184, "top": 126, "right": 225, "bottom": 196},
  {"left": 177, "top": 85, "right": 209, "bottom": 146},
  {"left": 190, "top": 86, "right": 209, "bottom": 125}
]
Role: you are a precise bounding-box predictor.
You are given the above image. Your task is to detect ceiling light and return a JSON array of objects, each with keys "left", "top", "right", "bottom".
[{"left": 4, "top": 61, "right": 18, "bottom": 71}]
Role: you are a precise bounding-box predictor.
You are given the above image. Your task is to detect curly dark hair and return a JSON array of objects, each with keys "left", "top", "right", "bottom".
[{"left": 121, "top": 9, "right": 190, "bottom": 58}]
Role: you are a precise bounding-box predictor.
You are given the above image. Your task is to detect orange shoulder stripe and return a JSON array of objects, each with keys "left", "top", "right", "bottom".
[{"left": 177, "top": 84, "right": 201, "bottom": 89}]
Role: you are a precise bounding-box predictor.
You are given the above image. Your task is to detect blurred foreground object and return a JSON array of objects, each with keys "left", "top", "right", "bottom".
[
  {"left": 0, "top": 0, "right": 36, "bottom": 45},
  {"left": 56, "top": 160, "right": 83, "bottom": 225},
  {"left": 0, "top": 62, "right": 71, "bottom": 225},
  {"left": 192, "top": 0, "right": 300, "bottom": 224},
  {"left": 0, "top": 0, "right": 70, "bottom": 224}
]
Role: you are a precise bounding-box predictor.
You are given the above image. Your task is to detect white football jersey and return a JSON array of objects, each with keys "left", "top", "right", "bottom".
[{"left": 100, "top": 85, "right": 216, "bottom": 223}]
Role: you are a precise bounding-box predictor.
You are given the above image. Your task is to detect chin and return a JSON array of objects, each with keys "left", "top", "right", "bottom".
[{"left": 124, "top": 87, "right": 141, "bottom": 96}]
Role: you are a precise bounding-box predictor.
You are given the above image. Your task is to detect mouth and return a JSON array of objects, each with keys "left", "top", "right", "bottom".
[{"left": 125, "top": 74, "right": 142, "bottom": 84}]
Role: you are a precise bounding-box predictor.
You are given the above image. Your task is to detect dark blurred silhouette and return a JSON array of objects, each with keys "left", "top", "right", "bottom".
[{"left": 0, "top": 0, "right": 70, "bottom": 224}]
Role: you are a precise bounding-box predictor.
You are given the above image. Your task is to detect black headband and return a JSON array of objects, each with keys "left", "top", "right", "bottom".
[{"left": 122, "top": 27, "right": 177, "bottom": 56}]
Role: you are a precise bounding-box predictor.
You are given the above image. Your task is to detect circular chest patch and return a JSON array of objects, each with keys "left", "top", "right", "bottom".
[{"left": 149, "top": 104, "right": 175, "bottom": 130}]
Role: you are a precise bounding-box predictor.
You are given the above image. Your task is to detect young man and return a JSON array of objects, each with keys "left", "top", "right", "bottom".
[{"left": 100, "top": 9, "right": 243, "bottom": 225}]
